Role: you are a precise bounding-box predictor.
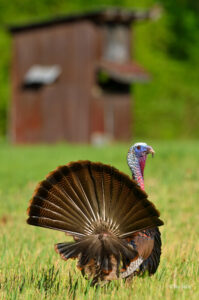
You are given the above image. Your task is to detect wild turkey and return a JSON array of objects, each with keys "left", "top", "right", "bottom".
[{"left": 27, "top": 142, "right": 163, "bottom": 284}]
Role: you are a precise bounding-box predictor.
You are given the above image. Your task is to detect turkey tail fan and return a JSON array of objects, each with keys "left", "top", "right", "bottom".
[{"left": 27, "top": 161, "right": 163, "bottom": 276}]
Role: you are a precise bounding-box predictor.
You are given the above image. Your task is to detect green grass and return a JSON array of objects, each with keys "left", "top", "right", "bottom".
[{"left": 0, "top": 141, "right": 198, "bottom": 299}]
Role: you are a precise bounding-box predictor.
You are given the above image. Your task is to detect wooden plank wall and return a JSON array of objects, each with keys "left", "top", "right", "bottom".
[{"left": 10, "top": 21, "right": 99, "bottom": 143}]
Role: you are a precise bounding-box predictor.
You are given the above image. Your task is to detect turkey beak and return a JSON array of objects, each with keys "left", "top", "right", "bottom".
[{"left": 146, "top": 146, "right": 155, "bottom": 157}]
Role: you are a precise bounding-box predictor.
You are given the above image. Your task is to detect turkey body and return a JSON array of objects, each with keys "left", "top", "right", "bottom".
[
  {"left": 138, "top": 228, "right": 162, "bottom": 275},
  {"left": 122, "top": 228, "right": 162, "bottom": 278},
  {"left": 27, "top": 143, "right": 163, "bottom": 284}
]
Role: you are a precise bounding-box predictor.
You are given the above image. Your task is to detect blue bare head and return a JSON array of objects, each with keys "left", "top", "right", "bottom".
[
  {"left": 127, "top": 142, "right": 155, "bottom": 190},
  {"left": 129, "top": 142, "right": 155, "bottom": 158}
]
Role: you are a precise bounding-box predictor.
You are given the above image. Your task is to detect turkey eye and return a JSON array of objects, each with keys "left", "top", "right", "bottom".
[{"left": 137, "top": 146, "right": 141, "bottom": 150}]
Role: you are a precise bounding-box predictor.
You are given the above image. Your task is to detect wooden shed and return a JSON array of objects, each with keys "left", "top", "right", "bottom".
[{"left": 9, "top": 8, "right": 151, "bottom": 144}]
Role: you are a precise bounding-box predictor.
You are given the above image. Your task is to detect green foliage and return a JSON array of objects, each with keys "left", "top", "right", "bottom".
[
  {"left": 133, "top": 0, "right": 199, "bottom": 139},
  {"left": 160, "top": 0, "right": 199, "bottom": 59},
  {"left": 0, "top": 0, "right": 199, "bottom": 139},
  {"left": 0, "top": 141, "right": 198, "bottom": 299}
]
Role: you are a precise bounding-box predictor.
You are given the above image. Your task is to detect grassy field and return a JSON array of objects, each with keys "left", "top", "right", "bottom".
[{"left": 0, "top": 140, "right": 198, "bottom": 299}]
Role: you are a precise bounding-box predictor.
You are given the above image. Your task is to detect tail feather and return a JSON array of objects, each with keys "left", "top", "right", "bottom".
[
  {"left": 30, "top": 195, "right": 86, "bottom": 227},
  {"left": 119, "top": 198, "right": 158, "bottom": 226},
  {"left": 46, "top": 168, "right": 93, "bottom": 221},
  {"left": 27, "top": 161, "right": 163, "bottom": 279},
  {"left": 120, "top": 216, "right": 163, "bottom": 238},
  {"left": 55, "top": 235, "right": 138, "bottom": 274},
  {"left": 34, "top": 181, "right": 89, "bottom": 225}
]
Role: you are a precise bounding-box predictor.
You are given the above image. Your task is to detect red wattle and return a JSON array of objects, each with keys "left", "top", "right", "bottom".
[{"left": 139, "top": 156, "right": 147, "bottom": 178}]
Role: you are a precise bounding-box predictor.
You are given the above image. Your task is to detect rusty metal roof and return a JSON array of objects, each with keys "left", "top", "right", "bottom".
[
  {"left": 97, "top": 60, "right": 150, "bottom": 83},
  {"left": 9, "top": 8, "right": 152, "bottom": 33}
]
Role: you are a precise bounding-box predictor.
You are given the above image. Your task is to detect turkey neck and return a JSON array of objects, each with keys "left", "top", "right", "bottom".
[{"left": 127, "top": 151, "right": 146, "bottom": 191}]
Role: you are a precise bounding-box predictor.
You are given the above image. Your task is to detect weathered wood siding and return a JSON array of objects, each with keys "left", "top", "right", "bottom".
[{"left": 11, "top": 21, "right": 100, "bottom": 143}]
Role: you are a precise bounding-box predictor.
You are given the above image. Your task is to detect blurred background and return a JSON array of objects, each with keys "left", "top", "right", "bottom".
[{"left": 0, "top": 0, "right": 199, "bottom": 142}]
